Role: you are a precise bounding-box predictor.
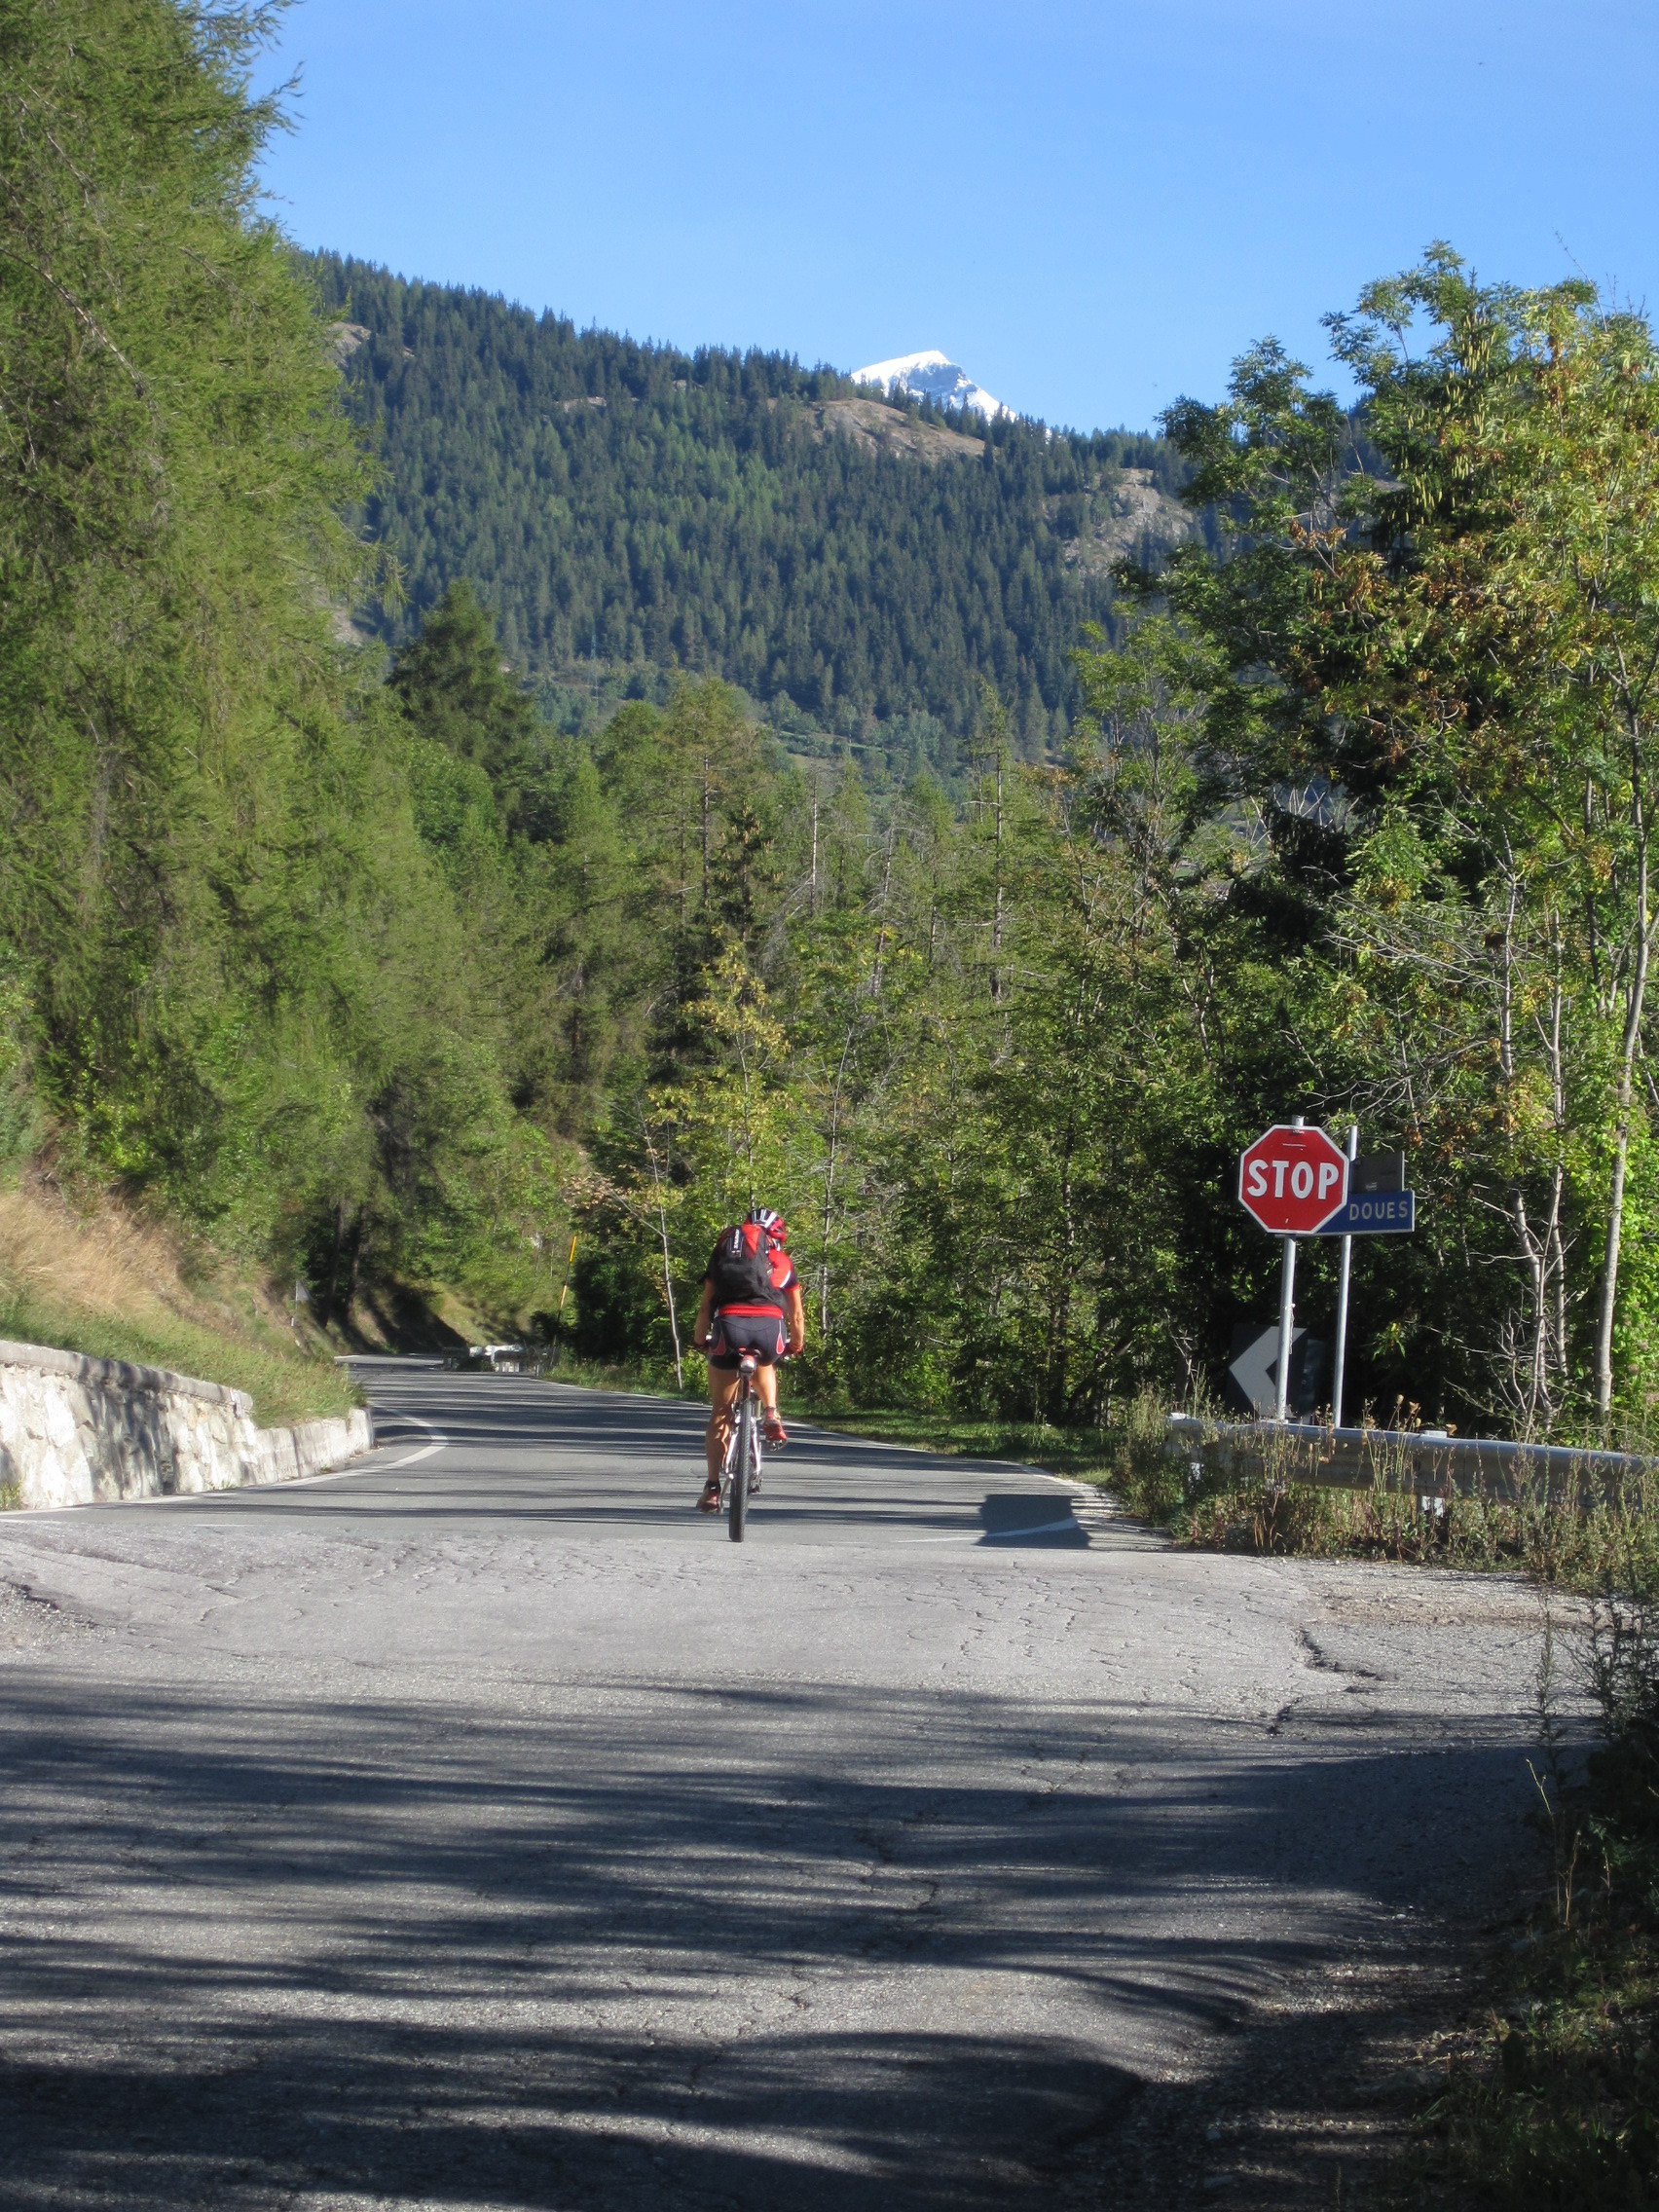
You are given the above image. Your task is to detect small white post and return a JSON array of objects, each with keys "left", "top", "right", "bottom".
[
  {"left": 1331, "top": 1123, "right": 1358, "bottom": 1429},
  {"left": 1273, "top": 1115, "right": 1305, "bottom": 1421},
  {"left": 1274, "top": 1237, "right": 1298, "bottom": 1421}
]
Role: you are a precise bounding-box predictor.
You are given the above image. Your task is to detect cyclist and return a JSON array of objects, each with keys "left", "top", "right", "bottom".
[{"left": 691, "top": 1206, "right": 805, "bottom": 1512}]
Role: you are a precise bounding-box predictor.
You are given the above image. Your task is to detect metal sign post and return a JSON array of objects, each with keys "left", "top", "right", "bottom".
[
  {"left": 1272, "top": 1116, "right": 1305, "bottom": 1419},
  {"left": 1314, "top": 1147, "right": 1419, "bottom": 1422},
  {"left": 1330, "top": 1124, "right": 1358, "bottom": 1427},
  {"left": 1274, "top": 1238, "right": 1298, "bottom": 1420}
]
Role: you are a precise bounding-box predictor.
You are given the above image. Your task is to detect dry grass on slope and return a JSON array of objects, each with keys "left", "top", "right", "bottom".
[{"left": 0, "top": 1170, "right": 356, "bottom": 1430}]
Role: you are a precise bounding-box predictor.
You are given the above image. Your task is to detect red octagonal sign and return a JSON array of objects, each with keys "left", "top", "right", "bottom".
[{"left": 1238, "top": 1123, "right": 1348, "bottom": 1235}]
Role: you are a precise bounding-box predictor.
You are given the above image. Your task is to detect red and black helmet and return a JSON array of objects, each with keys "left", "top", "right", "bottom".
[{"left": 746, "top": 1205, "right": 788, "bottom": 1244}]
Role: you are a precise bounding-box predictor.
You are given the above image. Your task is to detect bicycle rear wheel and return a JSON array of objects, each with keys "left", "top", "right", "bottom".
[{"left": 728, "top": 1394, "right": 752, "bottom": 1542}]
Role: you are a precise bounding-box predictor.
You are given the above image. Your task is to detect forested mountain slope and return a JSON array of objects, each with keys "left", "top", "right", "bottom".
[{"left": 309, "top": 252, "right": 1202, "bottom": 766}]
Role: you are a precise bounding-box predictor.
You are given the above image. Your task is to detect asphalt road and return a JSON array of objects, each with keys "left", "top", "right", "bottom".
[{"left": 0, "top": 1360, "right": 1557, "bottom": 2210}]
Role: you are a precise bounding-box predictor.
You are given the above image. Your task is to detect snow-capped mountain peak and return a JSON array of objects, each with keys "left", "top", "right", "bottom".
[{"left": 849, "top": 350, "right": 1012, "bottom": 422}]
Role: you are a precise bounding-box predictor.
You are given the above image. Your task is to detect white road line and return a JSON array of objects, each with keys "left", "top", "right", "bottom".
[
  {"left": 378, "top": 1411, "right": 448, "bottom": 1468},
  {"left": 215, "top": 1406, "right": 449, "bottom": 1484}
]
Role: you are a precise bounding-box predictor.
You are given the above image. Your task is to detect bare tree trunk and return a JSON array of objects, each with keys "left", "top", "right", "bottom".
[
  {"left": 1542, "top": 1162, "right": 1567, "bottom": 1404},
  {"left": 732, "top": 999, "right": 759, "bottom": 1203},
  {"left": 1494, "top": 870, "right": 1548, "bottom": 1426},
  {"left": 1596, "top": 772, "right": 1652, "bottom": 1425},
  {"left": 700, "top": 751, "right": 713, "bottom": 910},
  {"left": 328, "top": 1198, "right": 357, "bottom": 1328},
  {"left": 1518, "top": 938, "right": 1567, "bottom": 1430},
  {"left": 1539, "top": 920, "right": 1569, "bottom": 1420},
  {"left": 640, "top": 1112, "right": 683, "bottom": 1390},
  {"left": 990, "top": 748, "right": 1006, "bottom": 1007},
  {"left": 1597, "top": 1115, "right": 1634, "bottom": 1427},
  {"left": 1047, "top": 1124, "right": 1078, "bottom": 1422},
  {"left": 818, "top": 1024, "right": 857, "bottom": 1341},
  {"left": 1512, "top": 1187, "right": 1547, "bottom": 1429},
  {"left": 869, "top": 825, "right": 896, "bottom": 999}
]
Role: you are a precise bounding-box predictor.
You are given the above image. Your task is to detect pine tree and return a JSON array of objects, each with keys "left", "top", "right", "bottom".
[{"left": 390, "top": 579, "right": 542, "bottom": 791}]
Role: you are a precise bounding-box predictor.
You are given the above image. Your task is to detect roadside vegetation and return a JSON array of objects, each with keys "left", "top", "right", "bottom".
[
  {"left": 525, "top": 249, "right": 1659, "bottom": 1464},
  {"left": 1096, "top": 1400, "right": 1659, "bottom": 1587},
  {"left": 0, "top": 1169, "right": 355, "bottom": 1431},
  {"left": 1429, "top": 1567, "right": 1659, "bottom": 2208}
]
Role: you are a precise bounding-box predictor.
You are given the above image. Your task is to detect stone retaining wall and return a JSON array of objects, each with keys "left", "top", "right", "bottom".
[{"left": 0, "top": 1339, "right": 373, "bottom": 1510}]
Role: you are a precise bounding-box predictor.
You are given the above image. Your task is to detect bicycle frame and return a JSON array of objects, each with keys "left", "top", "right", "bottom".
[{"left": 719, "top": 1350, "right": 765, "bottom": 1542}]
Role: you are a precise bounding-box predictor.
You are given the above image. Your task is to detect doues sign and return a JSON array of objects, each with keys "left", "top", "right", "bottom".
[{"left": 1236, "top": 1123, "right": 1348, "bottom": 1235}]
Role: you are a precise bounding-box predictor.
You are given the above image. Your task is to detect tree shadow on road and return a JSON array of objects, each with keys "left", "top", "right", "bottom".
[{"left": 0, "top": 1666, "right": 1535, "bottom": 2209}]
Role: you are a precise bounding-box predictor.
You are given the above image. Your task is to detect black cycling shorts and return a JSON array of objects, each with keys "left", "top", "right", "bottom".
[{"left": 707, "top": 1307, "right": 787, "bottom": 1370}]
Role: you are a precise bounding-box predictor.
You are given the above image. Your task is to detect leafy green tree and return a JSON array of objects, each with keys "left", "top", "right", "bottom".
[
  {"left": 0, "top": 0, "right": 568, "bottom": 1338},
  {"left": 1143, "top": 248, "right": 1659, "bottom": 1431}
]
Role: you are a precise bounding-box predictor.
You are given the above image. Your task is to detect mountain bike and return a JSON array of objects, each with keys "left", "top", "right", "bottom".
[{"left": 719, "top": 1348, "right": 766, "bottom": 1543}]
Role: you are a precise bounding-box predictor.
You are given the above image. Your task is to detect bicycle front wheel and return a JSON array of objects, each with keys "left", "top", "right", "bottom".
[{"left": 728, "top": 1396, "right": 752, "bottom": 1542}]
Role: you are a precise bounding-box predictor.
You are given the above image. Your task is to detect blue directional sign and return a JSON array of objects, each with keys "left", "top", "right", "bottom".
[{"left": 1315, "top": 1190, "right": 1416, "bottom": 1236}]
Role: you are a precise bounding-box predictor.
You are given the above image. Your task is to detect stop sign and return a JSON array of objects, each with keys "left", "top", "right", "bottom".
[{"left": 1238, "top": 1123, "right": 1348, "bottom": 1235}]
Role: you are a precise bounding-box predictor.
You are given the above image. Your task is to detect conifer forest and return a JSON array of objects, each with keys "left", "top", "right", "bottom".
[{"left": 7, "top": 0, "right": 1659, "bottom": 1443}]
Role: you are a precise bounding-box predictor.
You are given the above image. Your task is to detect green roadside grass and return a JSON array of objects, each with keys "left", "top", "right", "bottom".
[
  {"left": 0, "top": 1175, "right": 359, "bottom": 1440},
  {"left": 1426, "top": 1604, "right": 1659, "bottom": 2210},
  {"left": 0, "top": 1285, "right": 357, "bottom": 1432},
  {"left": 798, "top": 1405, "right": 1121, "bottom": 1480},
  {"left": 1434, "top": 1864, "right": 1659, "bottom": 2205},
  {"left": 531, "top": 1353, "right": 690, "bottom": 1398}
]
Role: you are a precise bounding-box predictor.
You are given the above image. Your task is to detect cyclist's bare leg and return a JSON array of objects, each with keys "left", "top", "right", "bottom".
[
  {"left": 755, "top": 1360, "right": 791, "bottom": 1443},
  {"left": 705, "top": 1369, "right": 741, "bottom": 1482}
]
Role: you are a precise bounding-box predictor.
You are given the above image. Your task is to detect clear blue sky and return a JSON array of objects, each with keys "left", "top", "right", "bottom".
[{"left": 256, "top": 0, "right": 1659, "bottom": 435}]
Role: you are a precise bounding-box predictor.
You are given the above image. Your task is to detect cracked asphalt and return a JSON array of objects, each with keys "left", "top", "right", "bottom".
[{"left": 0, "top": 1358, "right": 1557, "bottom": 2208}]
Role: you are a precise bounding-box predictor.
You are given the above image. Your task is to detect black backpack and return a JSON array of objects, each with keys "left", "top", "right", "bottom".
[{"left": 708, "top": 1222, "right": 776, "bottom": 1306}]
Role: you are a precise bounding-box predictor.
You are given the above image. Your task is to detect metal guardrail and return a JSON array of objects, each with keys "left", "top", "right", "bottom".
[{"left": 1166, "top": 1414, "right": 1659, "bottom": 1502}]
